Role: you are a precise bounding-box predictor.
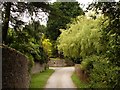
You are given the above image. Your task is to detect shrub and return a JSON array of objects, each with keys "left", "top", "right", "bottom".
[
  {"left": 88, "top": 55, "right": 120, "bottom": 88},
  {"left": 25, "top": 53, "right": 34, "bottom": 73},
  {"left": 57, "top": 15, "right": 104, "bottom": 61}
]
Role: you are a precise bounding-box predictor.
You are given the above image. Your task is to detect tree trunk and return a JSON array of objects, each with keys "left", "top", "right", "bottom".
[{"left": 2, "top": 2, "right": 11, "bottom": 44}]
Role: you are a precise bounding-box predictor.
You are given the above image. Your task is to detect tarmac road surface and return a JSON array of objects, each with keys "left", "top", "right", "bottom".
[{"left": 45, "top": 67, "right": 77, "bottom": 89}]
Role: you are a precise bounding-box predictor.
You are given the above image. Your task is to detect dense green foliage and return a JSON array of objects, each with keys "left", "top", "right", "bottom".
[
  {"left": 2, "top": 2, "right": 50, "bottom": 44},
  {"left": 88, "top": 1, "right": 120, "bottom": 66},
  {"left": 45, "top": 1, "right": 84, "bottom": 57},
  {"left": 57, "top": 14, "right": 120, "bottom": 88},
  {"left": 57, "top": 15, "right": 104, "bottom": 61},
  {"left": 7, "top": 21, "right": 49, "bottom": 67},
  {"left": 46, "top": 1, "right": 84, "bottom": 40},
  {"left": 2, "top": 2, "right": 54, "bottom": 72},
  {"left": 88, "top": 55, "right": 120, "bottom": 88},
  {"left": 42, "top": 35, "right": 53, "bottom": 57}
]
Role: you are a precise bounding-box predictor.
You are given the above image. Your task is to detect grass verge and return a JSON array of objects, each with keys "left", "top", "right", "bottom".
[
  {"left": 29, "top": 69, "right": 54, "bottom": 88},
  {"left": 71, "top": 72, "right": 90, "bottom": 88}
]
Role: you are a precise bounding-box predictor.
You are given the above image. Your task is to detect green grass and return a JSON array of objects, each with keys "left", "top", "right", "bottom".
[
  {"left": 29, "top": 69, "right": 54, "bottom": 88},
  {"left": 71, "top": 72, "right": 90, "bottom": 88}
]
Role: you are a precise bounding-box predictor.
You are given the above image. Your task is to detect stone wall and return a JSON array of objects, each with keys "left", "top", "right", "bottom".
[
  {"left": 48, "top": 60, "right": 65, "bottom": 67},
  {"left": 2, "top": 45, "right": 30, "bottom": 88},
  {"left": 48, "top": 59, "right": 74, "bottom": 67},
  {"left": 31, "top": 62, "right": 48, "bottom": 74},
  {"left": 75, "top": 64, "right": 89, "bottom": 83}
]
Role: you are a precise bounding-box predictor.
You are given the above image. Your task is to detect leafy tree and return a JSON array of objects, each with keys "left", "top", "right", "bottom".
[
  {"left": 45, "top": 1, "right": 84, "bottom": 57},
  {"left": 1, "top": 2, "right": 53, "bottom": 68},
  {"left": 2, "top": 2, "right": 50, "bottom": 44},
  {"left": 2, "top": 2, "right": 11, "bottom": 44},
  {"left": 57, "top": 15, "right": 103, "bottom": 60},
  {"left": 42, "top": 35, "right": 52, "bottom": 57},
  {"left": 46, "top": 1, "right": 84, "bottom": 40},
  {"left": 8, "top": 21, "right": 48, "bottom": 64},
  {"left": 82, "top": 2, "right": 120, "bottom": 88},
  {"left": 87, "top": 1, "right": 120, "bottom": 66}
]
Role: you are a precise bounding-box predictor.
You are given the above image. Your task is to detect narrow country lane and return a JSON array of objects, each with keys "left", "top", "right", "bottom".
[{"left": 44, "top": 67, "right": 77, "bottom": 89}]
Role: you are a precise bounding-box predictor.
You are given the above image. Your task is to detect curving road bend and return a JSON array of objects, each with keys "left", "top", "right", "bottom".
[{"left": 44, "top": 67, "right": 77, "bottom": 89}]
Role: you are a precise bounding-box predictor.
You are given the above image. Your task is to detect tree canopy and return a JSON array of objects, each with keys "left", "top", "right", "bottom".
[
  {"left": 46, "top": 1, "right": 84, "bottom": 40},
  {"left": 2, "top": 2, "right": 50, "bottom": 44}
]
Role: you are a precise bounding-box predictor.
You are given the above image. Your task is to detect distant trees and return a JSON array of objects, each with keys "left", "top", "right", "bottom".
[
  {"left": 46, "top": 1, "right": 84, "bottom": 40},
  {"left": 45, "top": 1, "right": 84, "bottom": 57}
]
